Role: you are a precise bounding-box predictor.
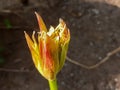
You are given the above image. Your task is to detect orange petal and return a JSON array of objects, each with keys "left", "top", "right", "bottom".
[{"left": 35, "top": 12, "right": 47, "bottom": 32}]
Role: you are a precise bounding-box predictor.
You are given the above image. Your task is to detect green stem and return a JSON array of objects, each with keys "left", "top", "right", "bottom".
[{"left": 48, "top": 78, "right": 58, "bottom": 90}]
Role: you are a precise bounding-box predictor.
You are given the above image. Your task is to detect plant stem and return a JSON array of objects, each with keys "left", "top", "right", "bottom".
[{"left": 48, "top": 78, "right": 58, "bottom": 90}]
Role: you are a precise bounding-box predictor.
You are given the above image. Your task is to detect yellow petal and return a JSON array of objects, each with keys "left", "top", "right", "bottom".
[{"left": 24, "top": 31, "right": 43, "bottom": 74}]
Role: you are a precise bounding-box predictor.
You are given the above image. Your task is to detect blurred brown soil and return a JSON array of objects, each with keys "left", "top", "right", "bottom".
[{"left": 1, "top": 0, "right": 120, "bottom": 90}]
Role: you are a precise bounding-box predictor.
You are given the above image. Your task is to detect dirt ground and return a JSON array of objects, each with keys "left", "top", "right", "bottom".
[{"left": 1, "top": 0, "right": 120, "bottom": 90}]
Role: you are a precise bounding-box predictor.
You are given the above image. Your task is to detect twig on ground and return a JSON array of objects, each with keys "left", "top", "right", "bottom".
[
  {"left": 0, "top": 10, "right": 12, "bottom": 13},
  {"left": 66, "top": 47, "right": 120, "bottom": 69},
  {"left": 0, "top": 68, "right": 30, "bottom": 73},
  {"left": 0, "top": 26, "right": 33, "bottom": 29}
]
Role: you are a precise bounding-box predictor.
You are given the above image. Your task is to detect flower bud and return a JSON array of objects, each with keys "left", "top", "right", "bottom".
[{"left": 24, "top": 12, "right": 70, "bottom": 80}]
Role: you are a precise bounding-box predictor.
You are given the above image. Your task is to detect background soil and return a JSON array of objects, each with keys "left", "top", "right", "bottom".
[{"left": 1, "top": 0, "right": 120, "bottom": 90}]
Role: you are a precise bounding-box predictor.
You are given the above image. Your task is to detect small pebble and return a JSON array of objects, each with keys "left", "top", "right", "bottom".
[
  {"left": 61, "top": 81, "right": 65, "bottom": 85},
  {"left": 92, "top": 9, "right": 99, "bottom": 14},
  {"left": 70, "top": 73, "right": 74, "bottom": 77}
]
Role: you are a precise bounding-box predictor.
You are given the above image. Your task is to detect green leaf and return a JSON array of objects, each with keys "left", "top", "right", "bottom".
[
  {"left": 4, "top": 19, "right": 12, "bottom": 29},
  {"left": 0, "top": 57, "right": 5, "bottom": 64},
  {"left": 0, "top": 47, "right": 4, "bottom": 52}
]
